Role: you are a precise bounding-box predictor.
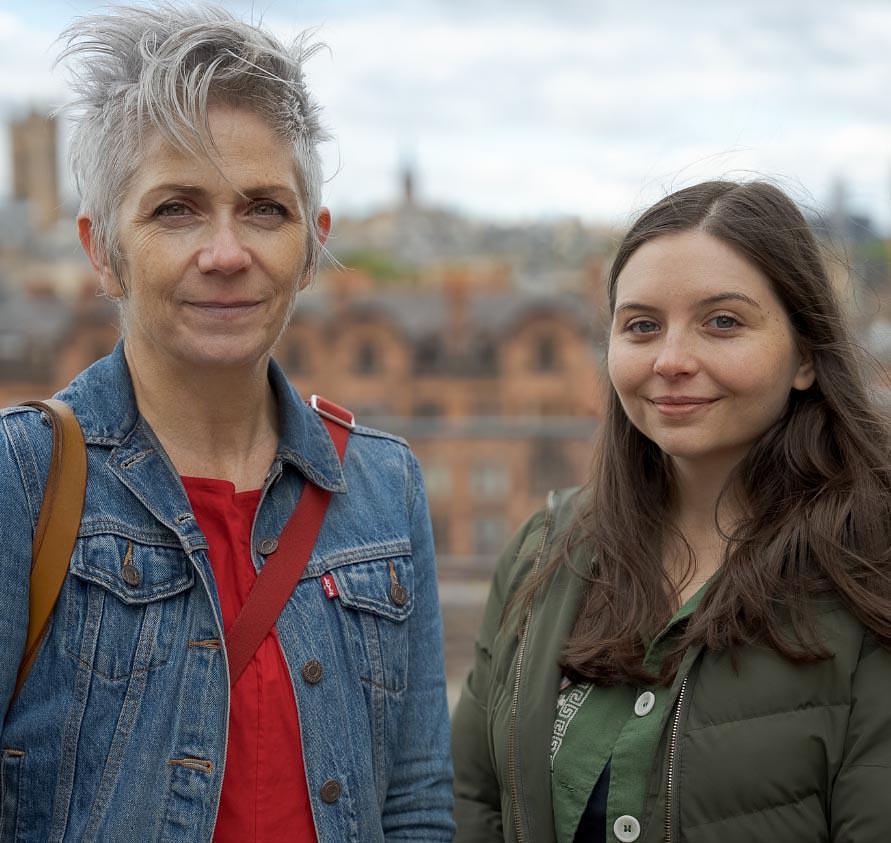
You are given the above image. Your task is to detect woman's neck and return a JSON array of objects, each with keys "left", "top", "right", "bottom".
[
  {"left": 664, "top": 454, "right": 745, "bottom": 604},
  {"left": 123, "top": 339, "right": 279, "bottom": 491}
]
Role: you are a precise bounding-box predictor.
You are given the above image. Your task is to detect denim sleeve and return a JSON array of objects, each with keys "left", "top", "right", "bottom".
[
  {"left": 380, "top": 450, "right": 455, "bottom": 841},
  {"left": 0, "top": 414, "right": 38, "bottom": 724}
]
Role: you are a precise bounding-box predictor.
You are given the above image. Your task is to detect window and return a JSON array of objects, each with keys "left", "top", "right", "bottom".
[
  {"left": 529, "top": 441, "right": 572, "bottom": 496},
  {"left": 474, "top": 339, "right": 498, "bottom": 374},
  {"left": 415, "top": 338, "right": 443, "bottom": 373},
  {"left": 355, "top": 340, "right": 379, "bottom": 375},
  {"left": 430, "top": 515, "right": 451, "bottom": 554},
  {"left": 534, "top": 335, "right": 559, "bottom": 372},
  {"left": 470, "top": 462, "right": 509, "bottom": 500},
  {"left": 422, "top": 463, "right": 451, "bottom": 498},
  {"left": 473, "top": 516, "right": 508, "bottom": 556},
  {"left": 414, "top": 401, "right": 444, "bottom": 418}
]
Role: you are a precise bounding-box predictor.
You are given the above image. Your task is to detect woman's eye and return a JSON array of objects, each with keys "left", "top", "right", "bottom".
[
  {"left": 154, "top": 202, "right": 191, "bottom": 217},
  {"left": 708, "top": 314, "right": 741, "bottom": 330},
  {"left": 627, "top": 319, "right": 660, "bottom": 335},
  {"left": 249, "top": 201, "right": 286, "bottom": 217}
]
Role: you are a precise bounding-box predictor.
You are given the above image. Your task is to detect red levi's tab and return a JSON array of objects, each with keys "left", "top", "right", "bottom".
[{"left": 321, "top": 573, "right": 339, "bottom": 599}]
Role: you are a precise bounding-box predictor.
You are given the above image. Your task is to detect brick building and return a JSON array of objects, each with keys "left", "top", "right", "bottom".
[
  {"left": 283, "top": 268, "right": 606, "bottom": 570},
  {"left": 0, "top": 264, "right": 606, "bottom": 574}
]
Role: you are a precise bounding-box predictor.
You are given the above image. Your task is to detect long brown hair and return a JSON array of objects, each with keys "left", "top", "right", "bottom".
[{"left": 522, "top": 180, "right": 891, "bottom": 686}]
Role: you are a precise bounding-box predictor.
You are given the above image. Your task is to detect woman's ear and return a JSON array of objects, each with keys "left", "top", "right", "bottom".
[
  {"left": 793, "top": 349, "right": 816, "bottom": 391},
  {"left": 297, "top": 207, "right": 333, "bottom": 291},
  {"left": 316, "top": 206, "right": 332, "bottom": 247},
  {"left": 77, "top": 215, "right": 124, "bottom": 298}
]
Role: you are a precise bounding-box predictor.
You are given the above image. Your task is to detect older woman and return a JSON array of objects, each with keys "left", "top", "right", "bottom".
[{"left": 0, "top": 5, "right": 453, "bottom": 842}]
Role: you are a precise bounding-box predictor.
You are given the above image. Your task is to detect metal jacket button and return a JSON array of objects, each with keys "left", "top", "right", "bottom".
[
  {"left": 320, "top": 779, "right": 341, "bottom": 803},
  {"left": 302, "top": 659, "right": 323, "bottom": 684},
  {"left": 121, "top": 564, "right": 140, "bottom": 587},
  {"left": 257, "top": 537, "right": 279, "bottom": 555},
  {"left": 121, "top": 541, "right": 140, "bottom": 587},
  {"left": 634, "top": 691, "right": 656, "bottom": 717},
  {"left": 614, "top": 815, "right": 641, "bottom": 842},
  {"left": 387, "top": 560, "right": 408, "bottom": 606}
]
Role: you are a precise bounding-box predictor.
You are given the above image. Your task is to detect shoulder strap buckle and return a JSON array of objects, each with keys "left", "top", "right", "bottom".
[{"left": 309, "top": 394, "right": 356, "bottom": 430}]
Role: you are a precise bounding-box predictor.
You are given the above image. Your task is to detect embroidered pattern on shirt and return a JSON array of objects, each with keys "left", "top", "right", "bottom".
[{"left": 551, "top": 682, "right": 593, "bottom": 769}]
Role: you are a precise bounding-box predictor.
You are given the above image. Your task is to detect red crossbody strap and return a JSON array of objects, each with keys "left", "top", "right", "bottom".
[{"left": 224, "top": 396, "right": 353, "bottom": 688}]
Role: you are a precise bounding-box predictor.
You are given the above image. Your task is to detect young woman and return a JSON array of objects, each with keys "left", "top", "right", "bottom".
[
  {"left": 0, "top": 5, "right": 453, "bottom": 841},
  {"left": 452, "top": 180, "right": 891, "bottom": 843}
]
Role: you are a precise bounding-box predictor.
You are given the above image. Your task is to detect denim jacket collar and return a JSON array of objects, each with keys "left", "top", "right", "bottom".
[{"left": 57, "top": 339, "right": 347, "bottom": 494}]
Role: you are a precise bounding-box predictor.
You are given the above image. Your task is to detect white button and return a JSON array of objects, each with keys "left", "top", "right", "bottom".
[
  {"left": 614, "top": 814, "right": 641, "bottom": 842},
  {"left": 634, "top": 691, "right": 656, "bottom": 717}
]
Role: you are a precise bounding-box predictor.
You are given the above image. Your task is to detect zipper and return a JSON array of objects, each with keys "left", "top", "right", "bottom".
[
  {"left": 508, "top": 491, "right": 555, "bottom": 843},
  {"left": 664, "top": 675, "right": 689, "bottom": 843}
]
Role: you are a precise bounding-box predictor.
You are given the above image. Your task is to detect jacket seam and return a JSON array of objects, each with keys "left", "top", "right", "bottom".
[
  {"left": 348, "top": 424, "right": 410, "bottom": 447},
  {"left": 685, "top": 700, "right": 850, "bottom": 733},
  {"left": 683, "top": 789, "right": 822, "bottom": 830}
]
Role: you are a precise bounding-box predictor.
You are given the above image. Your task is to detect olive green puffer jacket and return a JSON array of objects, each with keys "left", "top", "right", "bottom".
[{"left": 452, "top": 488, "right": 891, "bottom": 843}]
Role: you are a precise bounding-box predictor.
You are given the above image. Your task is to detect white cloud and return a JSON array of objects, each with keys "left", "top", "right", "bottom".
[{"left": 0, "top": 0, "right": 889, "bottom": 230}]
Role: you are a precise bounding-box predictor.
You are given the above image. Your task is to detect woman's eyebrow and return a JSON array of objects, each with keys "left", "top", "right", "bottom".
[
  {"left": 242, "top": 184, "right": 300, "bottom": 199},
  {"left": 614, "top": 291, "right": 762, "bottom": 315},
  {"left": 699, "top": 292, "right": 762, "bottom": 310},
  {"left": 139, "top": 183, "right": 204, "bottom": 202}
]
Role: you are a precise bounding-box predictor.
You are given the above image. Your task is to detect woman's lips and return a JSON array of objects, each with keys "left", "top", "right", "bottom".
[
  {"left": 185, "top": 301, "right": 262, "bottom": 320},
  {"left": 649, "top": 397, "right": 719, "bottom": 417}
]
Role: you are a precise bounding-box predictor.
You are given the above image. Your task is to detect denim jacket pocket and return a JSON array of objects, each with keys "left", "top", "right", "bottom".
[
  {"left": 64, "top": 533, "right": 194, "bottom": 682},
  {"left": 332, "top": 555, "right": 414, "bottom": 694}
]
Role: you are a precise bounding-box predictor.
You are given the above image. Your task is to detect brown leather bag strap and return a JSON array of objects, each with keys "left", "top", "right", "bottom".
[{"left": 13, "top": 399, "right": 87, "bottom": 701}]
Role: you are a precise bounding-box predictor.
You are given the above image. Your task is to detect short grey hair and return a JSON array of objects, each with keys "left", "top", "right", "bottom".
[{"left": 57, "top": 3, "right": 330, "bottom": 283}]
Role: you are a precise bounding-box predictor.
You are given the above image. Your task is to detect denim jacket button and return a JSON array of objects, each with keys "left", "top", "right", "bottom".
[
  {"left": 302, "top": 659, "right": 323, "bottom": 684},
  {"left": 320, "top": 779, "right": 341, "bottom": 803},
  {"left": 121, "top": 564, "right": 141, "bottom": 587},
  {"left": 257, "top": 537, "right": 279, "bottom": 555},
  {"left": 390, "top": 583, "right": 408, "bottom": 607}
]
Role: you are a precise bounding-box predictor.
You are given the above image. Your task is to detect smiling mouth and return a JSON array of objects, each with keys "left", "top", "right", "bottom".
[
  {"left": 649, "top": 397, "right": 719, "bottom": 417},
  {"left": 185, "top": 301, "right": 262, "bottom": 319}
]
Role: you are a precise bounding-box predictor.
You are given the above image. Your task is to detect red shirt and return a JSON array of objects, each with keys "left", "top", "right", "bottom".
[{"left": 182, "top": 476, "right": 317, "bottom": 843}]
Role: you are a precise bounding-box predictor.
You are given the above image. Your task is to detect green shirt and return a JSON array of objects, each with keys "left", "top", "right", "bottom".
[{"left": 550, "top": 584, "right": 709, "bottom": 843}]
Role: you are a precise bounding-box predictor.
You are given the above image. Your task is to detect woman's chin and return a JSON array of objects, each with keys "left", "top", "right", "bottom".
[{"left": 156, "top": 337, "right": 273, "bottom": 372}]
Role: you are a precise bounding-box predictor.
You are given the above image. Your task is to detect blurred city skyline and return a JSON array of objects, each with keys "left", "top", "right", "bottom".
[{"left": 1, "top": 0, "right": 890, "bottom": 230}]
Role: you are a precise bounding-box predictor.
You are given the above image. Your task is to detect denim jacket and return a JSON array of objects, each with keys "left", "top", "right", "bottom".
[{"left": 0, "top": 342, "right": 454, "bottom": 842}]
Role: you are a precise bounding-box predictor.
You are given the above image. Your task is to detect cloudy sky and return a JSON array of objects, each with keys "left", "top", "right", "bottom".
[{"left": 1, "top": 0, "right": 890, "bottom": 230}]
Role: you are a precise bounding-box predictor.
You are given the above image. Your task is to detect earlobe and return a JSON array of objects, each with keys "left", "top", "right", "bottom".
[
  {"left": 793, "top": 353, "right": 816, "bottom": 391},
  {"left": 77, "top": 216, "right": 124, "bottom": 299}
]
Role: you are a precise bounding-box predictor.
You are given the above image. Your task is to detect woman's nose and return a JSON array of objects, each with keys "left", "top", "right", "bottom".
[
  {"left": 197, "top": 221, "right": 252, "bottom": 275},
  {"left": 652, "top": 331, "right": 700, "bottom": 378}
]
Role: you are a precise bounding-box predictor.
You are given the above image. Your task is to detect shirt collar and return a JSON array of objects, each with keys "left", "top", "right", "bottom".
[{"left": 57, "top": 340, "right": 347, "bottom": 493}]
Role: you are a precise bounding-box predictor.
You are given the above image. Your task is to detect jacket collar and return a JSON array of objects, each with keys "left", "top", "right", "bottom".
[{"left": 56, "top": 339, "right": 347, "bottom": 494}]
